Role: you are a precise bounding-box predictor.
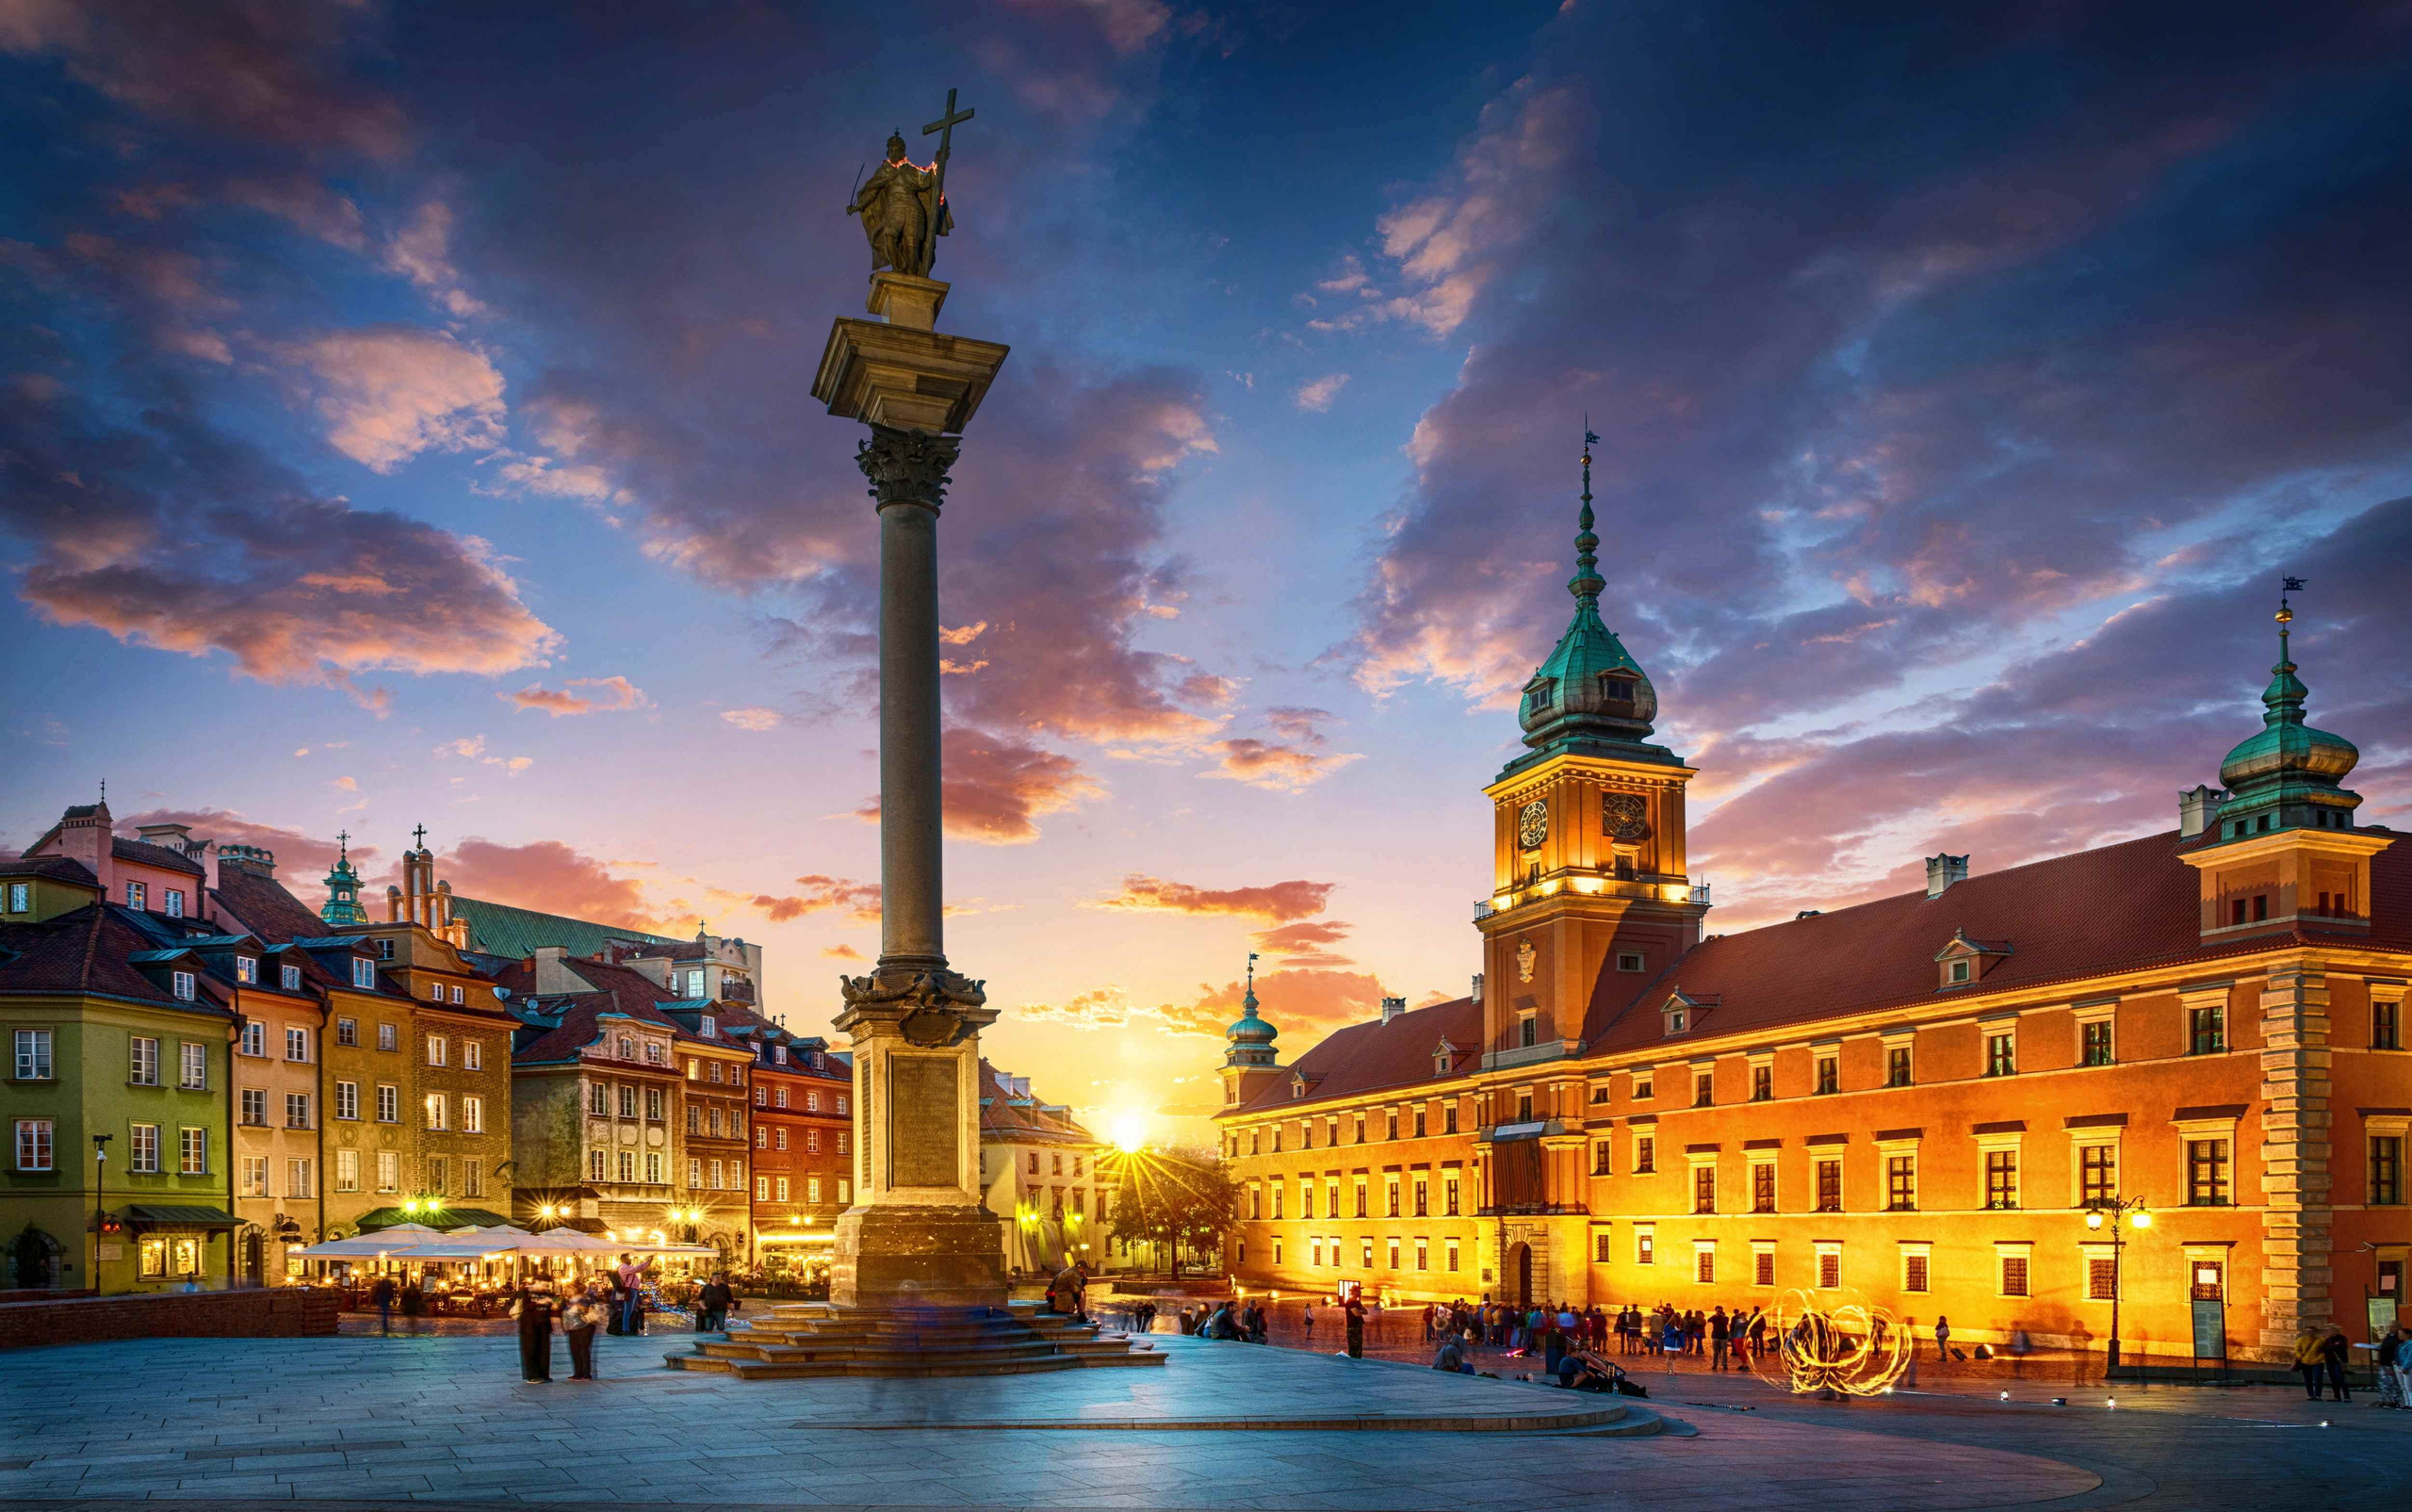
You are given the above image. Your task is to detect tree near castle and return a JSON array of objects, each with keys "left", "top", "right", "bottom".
[{"left": 1104, "top": 1147, "right": 1235, "bottom": 1278}]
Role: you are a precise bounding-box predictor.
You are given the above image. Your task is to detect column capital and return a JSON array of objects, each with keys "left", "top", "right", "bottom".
[{"left": 856, "top": 425, "right": 962, "bottom": 512}]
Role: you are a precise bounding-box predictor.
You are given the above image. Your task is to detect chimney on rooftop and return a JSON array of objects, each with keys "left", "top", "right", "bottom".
[
  {"left": 1471, "top": 972, "right": 1484, "bottom": 1005},
  {"left": 1380, "top": 996, "right": 1406, "bottom": 1024},
  {"left": 1925, "top": 853, "right": 1969, "bottom": 898},
  {"left": 2178, "top": 785, "right": 2224, "bottom": 838},
  {"left": 135, "top": 822, "right": 192, "bottom": 847}
]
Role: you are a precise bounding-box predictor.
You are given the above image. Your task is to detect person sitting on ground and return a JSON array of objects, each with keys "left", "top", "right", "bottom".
[
  {"left": 1432, "top": 1334, "right": 1472, "bottom": 1374},
  {"left": 1556, "top": 1346, "right": 1626, "bottom": 1393}
]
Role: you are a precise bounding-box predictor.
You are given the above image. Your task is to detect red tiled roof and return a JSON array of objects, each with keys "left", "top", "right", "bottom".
[
  {"left": 497, "top": 954, "right": 697, "bottom": 1065},
  {"left": 978, "top": 1060, "right": 1097, "bottom": 1144},
  {"left": 111, "top": 836, "right": 204, "bottom": 876},
  {"left": 1227, "top": 997, "right": 1482, "bottom": 1117},
  {"left": 1582, "top": 827, "right": 2412, "bottom": 1055},
  {"left": 209, "top": 870, "right": 334, "bottom": 945},
  {"left": 0, "top": 903, "right": 234, "bottom": 1013},
  {"left": 0, "top": 855, "right": 99, "bottom": 885}
]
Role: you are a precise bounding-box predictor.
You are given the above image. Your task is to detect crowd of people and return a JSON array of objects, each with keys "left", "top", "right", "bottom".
[{"left": 1417, "top": 1299, "right": 1776, "bottom": 1374}]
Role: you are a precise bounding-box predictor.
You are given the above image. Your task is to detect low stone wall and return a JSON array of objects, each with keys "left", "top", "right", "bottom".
[{"left": 0, "top": 1287, "right": 339, "bottom": 1350}]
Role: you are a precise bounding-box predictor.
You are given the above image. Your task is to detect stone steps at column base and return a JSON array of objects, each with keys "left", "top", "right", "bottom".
[
  {"left": 661, "top": 1301, "right": 1163, "bottom": 1378},
  {"left": 662, "top": 1350, "right": 1165, "bottom": 1379}
]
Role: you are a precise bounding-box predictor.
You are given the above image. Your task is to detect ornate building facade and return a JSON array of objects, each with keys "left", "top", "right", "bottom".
[{"left": 1218, "top": 456, "right": 2409, "bottom": 1365}]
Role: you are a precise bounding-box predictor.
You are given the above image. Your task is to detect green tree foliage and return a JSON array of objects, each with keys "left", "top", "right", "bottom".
[{"left": 1104, "top": 1146, "right": 1235, "bottom": 1276}]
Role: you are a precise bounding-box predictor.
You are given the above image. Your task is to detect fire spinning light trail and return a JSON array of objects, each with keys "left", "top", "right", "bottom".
[{"left": 1749, "top": 1288, "right": 1912, "bottom": 1397}]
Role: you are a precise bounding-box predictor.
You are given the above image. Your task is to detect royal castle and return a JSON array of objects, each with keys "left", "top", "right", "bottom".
[{"left": 1215, "top": 449, "right": 2406, "bottom": 1366}]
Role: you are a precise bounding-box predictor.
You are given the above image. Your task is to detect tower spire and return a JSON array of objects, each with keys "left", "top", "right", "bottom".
[
  {"left": 2265, "top": 575, "right": 2308, "bottom": 728},
  {"left": 1570, "top": 422, "right": 1604, "bottom": 605}
]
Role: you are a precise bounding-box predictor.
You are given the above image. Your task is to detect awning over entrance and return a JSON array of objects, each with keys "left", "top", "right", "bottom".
[
  {"left": 122, "top": 1205, "right": 239, "bottom": 1229},
  {"left": 354, "top": 1207, "right": 512, "bottom": 1232}
]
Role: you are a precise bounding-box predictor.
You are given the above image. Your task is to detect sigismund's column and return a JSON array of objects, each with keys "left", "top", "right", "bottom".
[{"left": 812, "top": 268, "right": 1011, "bottom": 1309}]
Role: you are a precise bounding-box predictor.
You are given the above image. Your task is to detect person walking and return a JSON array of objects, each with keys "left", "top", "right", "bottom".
[
  {"left": 562, "top": 1285, "right": 604, "bottom": 1381},
  {"left": 615, "top": 1257, "right": 645, "bottom": 1336},
  {"left": 1709, "top": 1307, "right": 1732, "bottom": 1371},
  {"left": 696, "top": 1272, "right": 734, "bottom": 1334},
  {"left": 2322, "top": 1325, "right": 2355, "bottom": 1402},
  {"left": 1302, "top": 1302, "right": 1315, "bottom": 1343},
  {"left": 1933, "top": 1315, "right": 1952, "bottom": 1364},
  {"left": 512, "top": 1285, "right": 557, "bottom": 1384},
  {"left": 369, "top": 1275, "right": 395, "bottom": 1335},
  {"left": 1344, "top": 1295, "right": 1365, "bottom": 1359},
  {"left": 399, "top": 1277, "right": 426, "bottom": 1336},
  {"left": 2374, "top": 1325, "right": 2404, "bottom": 1409},
  {"left": 2293, "top": 1325, "right": 2327, "bottom": 1399}
]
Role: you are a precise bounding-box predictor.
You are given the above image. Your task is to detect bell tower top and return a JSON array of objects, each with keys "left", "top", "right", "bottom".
[{"left": 1505, "top": 428, "right": 1683, "bottom": 781}]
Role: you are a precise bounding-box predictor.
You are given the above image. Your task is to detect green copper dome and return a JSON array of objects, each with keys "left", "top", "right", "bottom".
[
  {"left": 2206, "top": 602, "right": 2363, "bottom": 841},
  {"left": 2219, "top": 615, "right": 2358, "bottom": 789},
  {"left": 1226, "top": 988, "right": 1277, "bottom": 1047},
  {"left": 1502, "top": 433, "right": 1682, "bottom": 778}
]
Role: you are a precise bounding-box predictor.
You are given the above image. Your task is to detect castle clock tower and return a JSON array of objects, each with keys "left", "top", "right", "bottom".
[{"left": 1477, "top": 433, "right": 1707, "bottom": 1068}]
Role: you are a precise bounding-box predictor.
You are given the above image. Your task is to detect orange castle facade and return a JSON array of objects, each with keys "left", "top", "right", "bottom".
[{"left": 1215, "top": 462, "right": 2407, "bottom": 1366}]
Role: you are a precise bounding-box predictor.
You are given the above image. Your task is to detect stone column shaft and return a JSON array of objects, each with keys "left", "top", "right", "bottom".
[{"left": 878, "top": 496, "right": 944, "bottom": 967}]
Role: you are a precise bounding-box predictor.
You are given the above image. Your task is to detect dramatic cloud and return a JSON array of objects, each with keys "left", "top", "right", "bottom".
[
  {"left": 856, "top": 727, "right": 1102, "bottom": 844},
  {"left": 720, "top": 707, "right": 783, "bottom": 731},
  {"left": 1250, "top": 919, "right": 1357, "bottom": 969},
  {"left": 1087, "top": 874, "right": 1335, "bottom": 924},
  {"left": 1200, "top": 707, "right": 1363, "bottom": 792},
  {"left": 416, "top": 837, "right": 661, "bottom": 932},
  {"left": 0, "top": 383, "right": 559, "bottom": 708},
  {"left": 117, "top": 806, "right": 376, "bottom": 882},
  {"left": 1334, "top": 4, "right": 2412, "bottom": 927},
  {"left": 284, "top": 326, "right": 506, "bottom": 472},
  {"left": 501, "top": 676, "right": 648, "bottom": 716},
  {"left": 0, "top": 0, "right": 410, "bottom": 159},
  {"left": 744, "top": 874, "right": 882, "bottom": 926},
  {"left": 1165, "top": 967, "right": 1391, "bottom": 1042}
]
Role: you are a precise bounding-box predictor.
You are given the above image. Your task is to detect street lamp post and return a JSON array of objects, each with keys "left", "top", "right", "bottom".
[
  {"left": 2084, "top": 1195, "right": 2153, "bottom": 1382},
  {"left": 91, "top": 1133, "right": 111, "bottom": 1295}
]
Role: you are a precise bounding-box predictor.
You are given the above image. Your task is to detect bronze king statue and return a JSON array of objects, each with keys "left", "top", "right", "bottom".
[{"left": 846, "top": 89, "right": 970, "bottom": 278}]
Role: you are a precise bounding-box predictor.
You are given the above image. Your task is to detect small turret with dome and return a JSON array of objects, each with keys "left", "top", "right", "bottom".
[
  {"left": 1501, "top": 427, "right": 1684, "bottom": 780},
  {"left": 319, "top": 829, "right": 367, "bottom": 926},
  {"left": 2208, "top": 580, "right": 2363, "bottom": 843},
  {"left": 1223, "top": 951, "right": 1279, "bottom": 1069}
]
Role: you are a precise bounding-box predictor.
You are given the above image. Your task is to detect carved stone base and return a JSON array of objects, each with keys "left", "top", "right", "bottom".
[{"left": 829, "top": 1202, "right": 1009, "bottom": 1309}]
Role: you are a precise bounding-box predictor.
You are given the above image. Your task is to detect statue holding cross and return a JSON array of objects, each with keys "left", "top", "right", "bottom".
[{"left": 847, "top": 88, "right": 974, "bottom": 279}]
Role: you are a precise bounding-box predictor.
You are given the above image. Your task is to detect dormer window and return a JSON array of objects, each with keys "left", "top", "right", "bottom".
[
  {"left": 235, "top": 956, "right": 257, "bottom": 984},
  {"left": 350, "top": 957, "right": 375, "bottom": 989},
  {"left": 172, "top": 970, "right": 195, "bottom": 1001},
  {"left": 280, "top": 963, "right": 302, "bottom": 992},
  {"left": 1934, "top": 929, "right": 2013, "bottom": 990},
  {"left": 1667, "top": 1009, "right": 1686, "bottom": 1033},
  {"left": 1600, "top": 673, "right": 1637, "bottom": 705},
  {"left": 377, "top": 938, "right": 394, "bottom": 960},
  {"left": 700, "top": 1016, "right": 717, "bottom": 1038},
  {"left": 1290, "top": 1073, "right": 1306, "bottom": 1099},
  {"left": 1524, "top": 677, "right": 1556, "bottom": 713}
]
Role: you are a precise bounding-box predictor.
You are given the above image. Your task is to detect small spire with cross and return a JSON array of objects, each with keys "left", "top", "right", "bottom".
[
  {"left": 411, "top": 823, "right": 428, "bottom": 851},
  {"left": 335, "top": 829, "right": 350, "bottom": 859}
]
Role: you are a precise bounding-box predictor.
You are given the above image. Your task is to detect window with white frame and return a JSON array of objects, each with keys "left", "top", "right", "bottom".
[
  {"left": 128, "top": 1035, "right": 158, "bottom": 1086},
  {"left": 6, "top": 881, "right": 29, "bottom": 913},
  {"left": 376, "top": 1150, "right": 399, "bottom": 1192},
  {"left": 1996, "top": 1244, "right": 2032, "bottom": 1298},
  {"left": 427, "top": 1035, "right": 448, "bottom": 1067},
  {"left": 179, "top": 1126, "right": 206, "bottom": 1175},
  {"left": 280, "top": 962, "right": 302, "bottom": 992},
  {"left": 463, "top": 1096, "right": 483, "bottom": 1134},
  {"left": 1899, "top": 1243, "right": 1931, "bottom": 1293},
  {"left": 235, "top": 955, "right": 257, "bottom": 984},
  {"left": 424, "top": 1093, "right": 448, "bottom": 1130},
  {"left": 376, "top": 1083, "right": 399, "bottom": 1122},
  {"left": 13, "top": 1118, "right": 52, "bottom": 1171},
  {"left": 464, "top": 1039, "right": 481, "bottom": 1071},
  {"left": 377, "top": 1022, "right": 397, "bottom": 1051},
  {"left": 285, "top": 1092, "right": 311, "bottom": 1129},
  {"left": 172, "top": 969, "right": 195, "bottom": 1001},
  {"left": 239, "top": 1089, "right": 266, "bottom": 1126},
  {"left": 335, "top": 1016, "right": 357, "bottom": 1047},
  {"left": 125, "top": 880, "right": 145, "bottom": 908},
  {"left": 335, "top": 1148, "right": 360, "bottom": 1192},
  {"left": 238, "top": 1021, "right": 263, "bottom": 1057},
  {"left": 285, "top": 1026, "right": 309, "bottom": 1063},
  {"left": 286, "top": 1157, "right": 314, "bottom": 1199},
  {"left": 240, "top": 1156, "right": 269, "bottom": 1196},
  {"left": 1816, "top": 1242, "right": 1843, "bottom": 1290},
  {"left": 351, "top": 957, "right": 376, "bottom": 989},
  {"left": 14, "top": 1029, "right": 53, "bottom": 1081},
  {"left": 164, "top": 888, "right": 184, "bottom": 918},
  {"left": 334, "top": 1081, "right": 359, "bottom": 1120},
  {"left": 129, "top": 1123, "right": 159, "bottom": 1172}
]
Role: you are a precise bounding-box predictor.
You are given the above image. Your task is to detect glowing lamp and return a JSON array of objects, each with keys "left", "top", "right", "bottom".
[
  {"left": 2085, "top": 1210, "right": 2105, "bottom": 1229},
  {"left": 2130, "top": 1211, "right": 2151, "bottom": 1229}
]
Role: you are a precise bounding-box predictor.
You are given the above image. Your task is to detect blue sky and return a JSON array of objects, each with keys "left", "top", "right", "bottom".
[{"left": 5, "top": 1, "right": 2408, "bottom": 1141}]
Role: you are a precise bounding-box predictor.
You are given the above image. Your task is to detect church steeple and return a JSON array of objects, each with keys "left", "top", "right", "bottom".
[
  {"left": 1223, "top": 951, "right": 1279, "bottom": 1068},
  {"left": 1507, "top": 428, "right": 1675, "bottom": 776},
  {"left": 319, "top": 830, "right": 367, "bottom": 926}
]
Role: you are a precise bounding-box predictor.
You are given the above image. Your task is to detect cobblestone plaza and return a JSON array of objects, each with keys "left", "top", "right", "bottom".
[{"left": 0, "top": 1330, "right": 2398, "bottom": 1508}]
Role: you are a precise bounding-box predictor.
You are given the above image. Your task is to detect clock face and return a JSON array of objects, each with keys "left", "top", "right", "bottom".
[
  {"left": 1517, "top": 799, "right": 1548, "bottom": 850},
  {"left": 1603, "top": 792, "right": 1651, "bottom": 842}
]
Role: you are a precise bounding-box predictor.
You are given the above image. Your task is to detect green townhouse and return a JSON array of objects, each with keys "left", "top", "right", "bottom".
[{"left": 1, "top": 859, "right": 242, "bottom": 1293}]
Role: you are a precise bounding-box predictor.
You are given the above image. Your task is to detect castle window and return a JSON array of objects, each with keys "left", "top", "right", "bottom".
[
  {"left": 1665, "top": 1009, "right": 1687, "bottom": 1034},
  {"left": 1814, "top": 1055, "right": 1838, "bottom": 1096},
  {"left": 1693, "top": 1072, "right": 1712, "bottom": 1108},
  {"left": 1619, "top": 952, "right": 1645, "bottom": 972},
  {"left": 2080, "top": 1020, "right": 2114, "bottom": 1067},
  {"left": 2189, "top": 1006, "right": 2225, "bottom": 1056},
  {"left": 1984, "top": 1032, "right": 2016, "bottom": 1077},
  {"left": 2371, "top": 1137, "right": 2403, "bottom": 1207},
  {"left": 1884, "top": 1155, "right": 1916, "bottom": 1211},
  {"left": 1518, "top": 1012, "right": 1538, "bottom": 1049},
  {"left": 1886, "top": 1046, "right": 1914, "bottom": 1086},
  {"left": 2185, "top": 1139, "right": 2231, "bottom": 1206},
  {"left": 1752, "top": 1065, "right": 1772, "bottom": 1101},
  {"left": 1948, "top": 959, "right": 1971, "bottom": 984},
  {"left": 2376, "top": 1000, "right": 2401, "bottom": 1051}
]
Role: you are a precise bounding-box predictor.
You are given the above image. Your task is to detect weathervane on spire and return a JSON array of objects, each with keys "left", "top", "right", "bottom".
[
  {"left": 2279, "top": 575, "right": 2306, "bottom": 623},
  {"left": 1569, "top": 418, "right": 1605, "bottom": 606}
]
